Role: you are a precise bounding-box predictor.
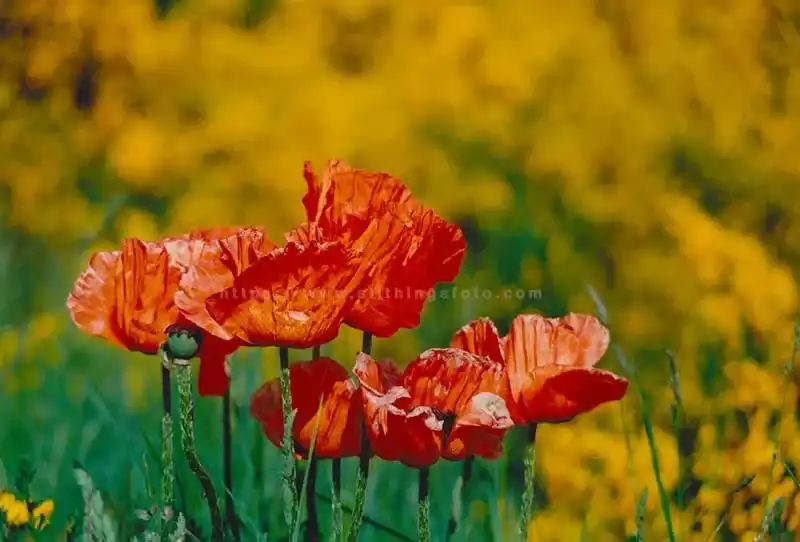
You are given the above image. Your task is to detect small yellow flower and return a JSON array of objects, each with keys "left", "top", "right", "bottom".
[
  {"left": 5, "top": 499, "right": 30, "bottom": 526},
  {"left": 32, "top": 499, "right": 54, "bottom": 529},
  {"left": 0, "top": 490, "right": 14, "bottom": 512}
]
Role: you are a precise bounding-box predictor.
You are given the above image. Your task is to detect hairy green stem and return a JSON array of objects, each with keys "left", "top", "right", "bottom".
[
  {"left": 224, "top": 388, "right": 239, "bottom": 540},
  {"left": 519, "top": 424, "right": 538, "bottom": 540},
  {"left": 418, "top": 468, "right": 431, "bottom": 542},
  {"left": 279, "top": 347, "right": 299, "bottom": 531},
  {"left": 330, "top": 458, "right": 343, "bottom": 542},
  {"left": 175, "top": 362, "right": 224, "bottom": 540},
  {"left": 346, "top": 332, "right": 373, "bottom": 542},
  {"left": 160, "top": 350, "right": 174, "bottom": 533}
]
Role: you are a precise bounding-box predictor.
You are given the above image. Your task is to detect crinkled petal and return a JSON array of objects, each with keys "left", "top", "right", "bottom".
[
  {"left": 504, "top": 313, "right": 610, "bottom": 404},
  {"left": 302, "top": 160, "right": 466, "bottom": 337},
  {"left": 250, "top": 357, "right": 363, "bottom": 458},
  {"left": 516, "top": 367, "right": 629, "bottom": 424},
  {"left": 206, "top": 241, "right": 362, "bottom": 348},
  {"left": 68, "top": 239, "right": 179, "bottom": 354},
  {"left": 402, "top": 348, "right": 506, "bottom": 414},
  {"left": 450, "top": 318, "right": 506, "bottom": 364},
  {"left": 67, "top": 249, "right": 125, "bottom": 349},
  {"left": 445, "top": 392, "right": 513, "bottom": 460}
]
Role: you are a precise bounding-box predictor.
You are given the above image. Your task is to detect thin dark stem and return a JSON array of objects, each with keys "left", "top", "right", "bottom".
[
  {"left": 347, "top": 332, "right": 373, "bottom": 542},
  {"left": 312, "top": 345, "right": 321, "bottom": 359},
  {"left": 361, "top": 332, "right": 373, "bottom": 354},
  {"left": 519, "top": 424, "right": 538, "bottom": 540},
  {"left": 306, "top": 459, "right": 319, "bottom": 542},
  {"left": 418, "top": 468, "right": 431, "bottom": 542},
  {"left": 223, "top": 389, "right": 239, "bottom": 540},
  {"left": 330, "top": 458, "right": 343, "bottom": 542},
  {"left": 279, "top": 347, "right": 299, "bottom": 531}
]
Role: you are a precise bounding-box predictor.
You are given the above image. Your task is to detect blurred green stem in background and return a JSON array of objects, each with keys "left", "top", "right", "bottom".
[
  {"left": 518, "top": 423, "right": 538, "bottom": 540},
  {"left": 158, "top": 347, "right": 175, "bottom": 534},
  {"left": 347, "top": 332, "right": 373, "bottom": 542},
  {"left": 306, "top": 458, "right": 320, "bottom": 541},
  {"left": 174, "top": 361, "right": 224, "bottom": 541},
  {"left": 418, "top": 467, "right": 431, "bottom": 542},
  {"left": 279, "top": 347, "right": 299, "bottom": 531},
  {"left": 223, "top": 383, "right": 239, "bottom": 540},
  {"left": 446, "top": 455, "right": 474, "bottom": 540},
  {"left": 331, "top": 458, "right": 343, "bottom": 542}
]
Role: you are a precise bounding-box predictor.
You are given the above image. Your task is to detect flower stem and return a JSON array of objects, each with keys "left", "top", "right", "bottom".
[
  {"left": 447, "top": 456, "right": 474, "bottom": 539},
  {"left": 159, "top": 348, "right": 174, "bottom": 532},
  {"left": 306, "top": 458, "right": 319, "bottom": 542},
  {"left": 174, "top": 362, "right": 224, "bottom": 541},
  {"left": 330, "top": 458, "right": 343, "bottom": 542},
  {"left": 223, "top": 387, "right": 239, "bottom": 540},
  {"left": 519, "top": 424, "right": 538, "bottom": 540},
  {"left": 418, "top": 467, "right": 431, "bottom": 542},
  {"left": 346, "top": 332, "right": 373, "bottom": 542},
  {"left": 279, "top": 347, "right": 299, "bottom": 531}
]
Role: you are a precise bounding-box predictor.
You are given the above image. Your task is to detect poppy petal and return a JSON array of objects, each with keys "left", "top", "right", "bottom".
[
  {"left": 561, "top": 313, "right": 610, "bottom": 367},
  {"left": 450, "top": 318, "right": 505, "bottom": 364},
  {"left": 67, "top": 249, "right": 125, "bottom": 349},
  {"left": 302, "top": 160, "right": 466, "bottom": 337},
  {"left": 68, "top": 239, "right": 179, "bottom": 354},
  {"left": 504, "top": 313, "right": 610, "bottom": 405},
  {"left": 352, "top": 352, "right": 403, "bottom": 393},
  {"left": 402, "top": 348, "right": 506, "bottom": 415},
  {"left": 206, "top": 241, "right": 362, "bottom": 348},
  {"left": 197, "top": 346, "right": 230, "bottom": 397},
  {"left": 359, "top": 386, "right": 441, "bottom": 468},
  {"left": 517, "top": 367, "right": 629, "bottom": 423},
  {"left": 355, "top": 349, "right": 510, "bottom": 466},
  {"left": 250, "top": 357, "right": 362, "bottom": 458},
  {"left": 445, "top": 392, "right": 513, "bottom": 460},
  {"left": 161, "top": 227, "right": 243, "bottom": 271},
  {"left": 174, "top": 227, "right": 273, "bottom": 342}
]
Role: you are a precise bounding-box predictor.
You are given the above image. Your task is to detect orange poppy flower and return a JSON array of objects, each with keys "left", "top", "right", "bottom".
[
  {"left": 301, "top": 159, "right": 466, "bottom": 337},
  {"left": 451, "top": 313, "right": 628, "bottom": 424},
  {"left": 68, "top": 228, "right": 268, "bottom": 396},
  {"left": 67, "top": 238, "right": 180, "bottom": 355},
  {"left": 197, "top": 239, "right": 364, "bottom": 349},
  {"left": 354, "top": 348, "right": 513, "bottom": 468},
  {"left": 250, "top": 357, "right": 363, "bottom": 458}
]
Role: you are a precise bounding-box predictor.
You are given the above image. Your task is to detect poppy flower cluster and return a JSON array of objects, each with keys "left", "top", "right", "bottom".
[
  {"left": 251, "top": 312, "right": 629, "bottom": 466},
  {"left": 67, "top": 158, "right": 629, "bottom": 537},
  {"left": 67, "top": 159, "right": 466, "bottom": 397}
]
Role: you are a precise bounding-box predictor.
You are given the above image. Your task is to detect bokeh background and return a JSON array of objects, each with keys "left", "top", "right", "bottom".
[{"left": 2, "top": 0, "right": 800, "bottom": 540}]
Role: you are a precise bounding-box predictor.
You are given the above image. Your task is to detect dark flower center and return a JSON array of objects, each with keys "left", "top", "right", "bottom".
[{"left": 430, "top": 407, "right": 457, "bottom": 444}]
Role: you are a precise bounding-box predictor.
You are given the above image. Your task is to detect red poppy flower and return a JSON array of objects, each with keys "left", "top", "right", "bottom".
[
  {"left": 196, "top": 239, "right": 364, "bottom": 349},
  {"left": 451, "top": 313, "right": 628, "bottom": 424},
  {"left": 68, "top": 228, "right": 269, "bottom": 396},
  {"left": 68, "top": 238, "right": 180, "bottom": 355},
  {"left": 354, "top": 348, "right": 513, "bottom": 468},
  {"left": 250, "top": 357, "right": 363, "bottom": 458},
  {"left": 301, "top": 160, "right": 466, "bottom": 337}
]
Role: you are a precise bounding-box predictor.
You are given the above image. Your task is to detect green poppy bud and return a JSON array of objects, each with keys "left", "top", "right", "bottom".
[{"left": 165, "top": 324, "right": 203, "bottom": 360}]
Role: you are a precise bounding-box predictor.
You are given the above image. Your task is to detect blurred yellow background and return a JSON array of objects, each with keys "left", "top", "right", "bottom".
[{"left": 2, "top": 0, "right": 800, "bottom": 540}]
